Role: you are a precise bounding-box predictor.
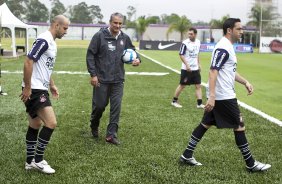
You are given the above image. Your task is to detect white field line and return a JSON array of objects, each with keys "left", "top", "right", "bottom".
[
  {"left": 1, "top": 70, "right": 169, "bottom": 76},
  {"left": 138, "top": 52, "right": 282, "bottom": 127}
]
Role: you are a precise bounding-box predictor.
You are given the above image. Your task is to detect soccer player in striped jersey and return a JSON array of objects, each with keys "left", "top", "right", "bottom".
[
  {"left": 20, "top": 15, "right": 69, "bottom": 174},
  {"left": 179, "top": 18, "right": 271, "bottom": 172},
  {"left": 171, "top": 28, "right": 205, "bottom": 109}
]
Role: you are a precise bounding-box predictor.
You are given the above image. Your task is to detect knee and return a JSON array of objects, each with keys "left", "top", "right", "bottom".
[{"left": 45, "top": 120, "right": 57, "bottom": 129}]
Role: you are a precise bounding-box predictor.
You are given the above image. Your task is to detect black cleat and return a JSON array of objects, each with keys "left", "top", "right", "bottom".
[
  {"left": 91, "top": 128, "right": 99, "bottom": 138},
  {"left": 105, "top": 136, "right": 120, "bottom": 145}
]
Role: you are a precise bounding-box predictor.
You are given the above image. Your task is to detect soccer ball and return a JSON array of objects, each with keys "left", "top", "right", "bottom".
[{"left": 122, "top": 49, "right": 137, "bottom": 64}]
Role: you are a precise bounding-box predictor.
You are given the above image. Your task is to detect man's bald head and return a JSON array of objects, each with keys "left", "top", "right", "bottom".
[
  {"left": 51, "top": 15, "right": 70, "bottom": 26},
  {"left": 49, "top": 15, "right": 70, "bottom": 39}
]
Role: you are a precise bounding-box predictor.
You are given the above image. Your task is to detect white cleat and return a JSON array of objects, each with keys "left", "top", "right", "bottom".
[
  {"left": 32, "top": 160, "right": 56, "bottom": 174},
  {"left": 196, "top": 104, "right": 205, "bottom": 109},
  {"left": 247, "top": 161, "right": 271, "bottom": 172},
  {"left": 25, "top": 162, "right": 34, "bottom": 170},
  {"left": 179, "top": 155, "right": 202, "bottom": 166},
  {"left": 171, "top": 102, "right": 183, "bottom": 108}
]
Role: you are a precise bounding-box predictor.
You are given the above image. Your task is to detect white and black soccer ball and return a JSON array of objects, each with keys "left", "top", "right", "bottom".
[{"left": 122, "top": 49, "right": 137, "bottom": 64}]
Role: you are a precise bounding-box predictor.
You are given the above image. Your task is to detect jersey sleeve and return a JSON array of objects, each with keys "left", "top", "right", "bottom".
[
  {"left": 210, "top": 48, "right": 229, "bottom": 70},
  {"left": 179, "top": 43, "right": 187, "bottom": 55},
  {"left": 27, "top": 39, "right": 49, "bottom": 62}
]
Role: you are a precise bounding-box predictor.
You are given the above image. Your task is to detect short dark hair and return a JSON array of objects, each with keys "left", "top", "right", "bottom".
[
  {"left": 223, "top": 18, "right": 241, "bottom": 35},
  {"left": 110, "top": 12, "right": 124, "bottom": 22},
  {"left": 189, "top": 27, "right": 197, "bottom": 34}
]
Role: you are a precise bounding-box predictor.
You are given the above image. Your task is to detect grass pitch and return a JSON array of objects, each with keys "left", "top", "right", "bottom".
[{"left": 0, "top": 44, "right": 281, "bottom": 183}]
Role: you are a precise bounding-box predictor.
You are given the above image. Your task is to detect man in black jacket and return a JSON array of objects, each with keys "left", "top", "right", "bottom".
[{"left": 86, "top": 12, "right": 140, "bottom": 145}]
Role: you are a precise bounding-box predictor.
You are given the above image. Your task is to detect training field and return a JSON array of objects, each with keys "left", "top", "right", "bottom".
[{"left": 0, "top": 40, "right": 281, "bottom": 183}]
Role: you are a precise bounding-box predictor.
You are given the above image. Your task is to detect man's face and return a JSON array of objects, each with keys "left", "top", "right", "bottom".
[
  {"left": 56, "top": 21, "right": 69, "bottom": 39},
  {"left": 230, "top": 22, "right": 243, "bottom": 42},
  {"left": 188, "top": 31, "right": 196, "bottom": 41},
  {"left": 109, "top": 16, "right": 123, "bottom": 35}
]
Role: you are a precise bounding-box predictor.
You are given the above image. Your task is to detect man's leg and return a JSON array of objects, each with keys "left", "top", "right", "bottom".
[
  {"left": 25, "top": 116, "right": 41, "bottom": 167},
  {"left": 35, "top": 107, "right": 57, "bottom": 162},
  {"left": 195, "top": 84, "right": 204, "bottom": 108},
  {"left": 182, "top": 123, "right": 209, "bottom": 157},
  {"left": 90, "top": 84, "right": 109, "bottom": 137},
  {"left": 30, "top": 106, "right": 56, "bottom": 174},
  {"left": 172, "top": 85, "right": 185, "bottom": 108},
  {"left": 234, "top": 126, "right": 271, "bottom": 172},
  {"left": 106, "top": 83, "right": 123, "bottom": 144}
]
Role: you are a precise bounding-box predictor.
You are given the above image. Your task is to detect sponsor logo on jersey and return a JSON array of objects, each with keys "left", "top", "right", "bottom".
[
  {"left": 46, "top": 57, "right": 54, "bottom": 70},
  {"left": 33, "top": 41, "right": 46, "bottom": 58}
]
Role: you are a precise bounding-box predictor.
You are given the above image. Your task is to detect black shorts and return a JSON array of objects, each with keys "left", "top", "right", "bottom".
[
  {"left": 179, "top": 69, "right": 201, "bottom": 85},
  {"left": 24, "top": 89, "right": 52, "bottom": 119},
  {"left": 201, "top": 98, "right": 244, "bottom": 128}
]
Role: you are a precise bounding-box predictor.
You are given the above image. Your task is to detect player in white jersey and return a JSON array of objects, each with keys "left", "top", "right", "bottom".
[
  {"left": 171, "top": 28, "right": 205, "bottom": 109},
  {"left": 179, "top": 18, "right": 271, "bottom": 172},
  {"left": 20, "top": 15, "right": 70, "bottom": 174}
]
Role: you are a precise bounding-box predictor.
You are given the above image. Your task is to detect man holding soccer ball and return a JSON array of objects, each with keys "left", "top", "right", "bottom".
[{"left": 86, "top": 12, "right": 140, "bottom": 145}]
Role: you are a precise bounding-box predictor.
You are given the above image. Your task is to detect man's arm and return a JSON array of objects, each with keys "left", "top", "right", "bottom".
[
  {"left": 205, "top": 69, "right": 218, "bottom": 112},
  {"left": 179, "top": 55, "right": 191, "bottom": 72},
  {"left": 20, "top": 57, "right": 33, "bottom": 102},
  {"left": 50, "top": 77, "right": 59, "bottom": 99},
  {"left": 86, "top": 34, "right": 100, "bottom": 87},
  {"left": 235, "top": 72, "right": 253, "bottom": 95}
]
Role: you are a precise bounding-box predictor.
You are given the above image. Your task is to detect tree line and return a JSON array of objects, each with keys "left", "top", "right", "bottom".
[{"left": 1, "top": 0, "right": 280, "bottom": 42}]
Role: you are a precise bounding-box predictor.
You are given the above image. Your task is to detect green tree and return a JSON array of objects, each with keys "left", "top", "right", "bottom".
[
  {"left": 161, "top": 13, "right": 181, "bottom": 24},
  {"left": 209, "top": 14, "right": 230, "bottom": 29},
  {"left": 247, "top": 3, "right": 280, "bottom": 28},
  {"left": 126, "top": 6, "right": 136, "bottom": 22},
  {"left": 136, "top": 16, "right": 149, "bottom": 40},
  {"left": 25, "top": 0, "right": 49, "bottom": 22},
  {"left": 88, "top": 5, "right": 103, "bottom": 23},
  {"left": 146, "top": 16, "right": 160, "bottom": 24},
  {"left": 50, "top": 0, "right": 66, "bottom": 21},
  {"left": 0, "top": 0, "right": 26, "bottom": 20},
  {"left": 69, "top": 2, "right": 92, "bottom": 24},
  {"left": 167, "top": 15, "right": 191, "bottom": 41}
]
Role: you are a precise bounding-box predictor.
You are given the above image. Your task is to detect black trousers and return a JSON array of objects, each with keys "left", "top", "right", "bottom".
[{"left": 90, "top": 82, "right": 124, "bottom": 137}]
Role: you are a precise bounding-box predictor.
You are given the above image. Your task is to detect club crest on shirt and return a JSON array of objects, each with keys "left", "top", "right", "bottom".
[
  {"left": 40, "top": 94, "right": 46, "bottom": 103},
  {"left": 120, "top": 40, "right": 124, "bottom": 46}
]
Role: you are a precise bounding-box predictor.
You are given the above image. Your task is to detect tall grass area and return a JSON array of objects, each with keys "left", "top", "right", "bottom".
[
  {"left": 139, "top": 50, "right": 282, "bottom": 120},
  {"left": 0, "top": 46, "right": 281, "bottom": 183}
]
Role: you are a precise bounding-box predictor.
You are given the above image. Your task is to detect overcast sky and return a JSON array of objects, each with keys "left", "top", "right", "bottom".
[{"left": 40, "top": 0, "right": 282, "bottom": 24}]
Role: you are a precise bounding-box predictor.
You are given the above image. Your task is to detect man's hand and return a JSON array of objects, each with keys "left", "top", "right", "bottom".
[
  {"left": 245, "top": 82, "right": 254, "bottom": 95},
  {"left": 132, "top": 59, "right": 140, "bottom": 66},
  {"left": 20, "top": 87, "right": 31, "bottom": 103},
  {"left": 90, "top": 76, "right": 100, "bottom": 87},
  {"left": 204, "top": 96, "right": 215, "bottom": 112},
  {"left": 185, "top": 63, "right": 191, "bottom": 72},
  {"left": 50, "top": 85, "right": 59, "bottom": 99}
]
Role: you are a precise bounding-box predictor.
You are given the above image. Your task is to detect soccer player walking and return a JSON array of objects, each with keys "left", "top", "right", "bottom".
[
  {"left": 179, "top": 18, "right": 271, "bottom": 172},
  {"left": 20, "top": 15, "right": 69, "bottom": 174},
  {"left": 171, "top": 28, "right": 205, "bottom": 109}
]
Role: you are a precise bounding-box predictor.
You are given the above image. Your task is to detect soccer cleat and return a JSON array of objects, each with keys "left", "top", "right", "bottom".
[
  {"left": 196, "top": 104, "right": 205, "bottom": 109},
  {"left": 91, "top": 127, "right": 99, "bottom": 138},
  {"left": 179, "top": 155, "right": 202, "bottom": 166},
  {"left": 246, "top": 161, "right": 271, "bottom": 172},
  {"left": 106, "top": 136, "right": 120, "bottom": 145},
  {"left": 25, "top": 162, "right": 34, "bottom": 170},
  {"left": 32, "top": 160, "right": 55, "bottom": 174},
  {"left": 171, "top": 102, "right": 182, "bottom": 108}
]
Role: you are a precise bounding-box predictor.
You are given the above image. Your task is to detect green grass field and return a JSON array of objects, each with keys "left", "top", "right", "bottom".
[{"left": 0, "top": 41, "right": 281, "bottom": 183}]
